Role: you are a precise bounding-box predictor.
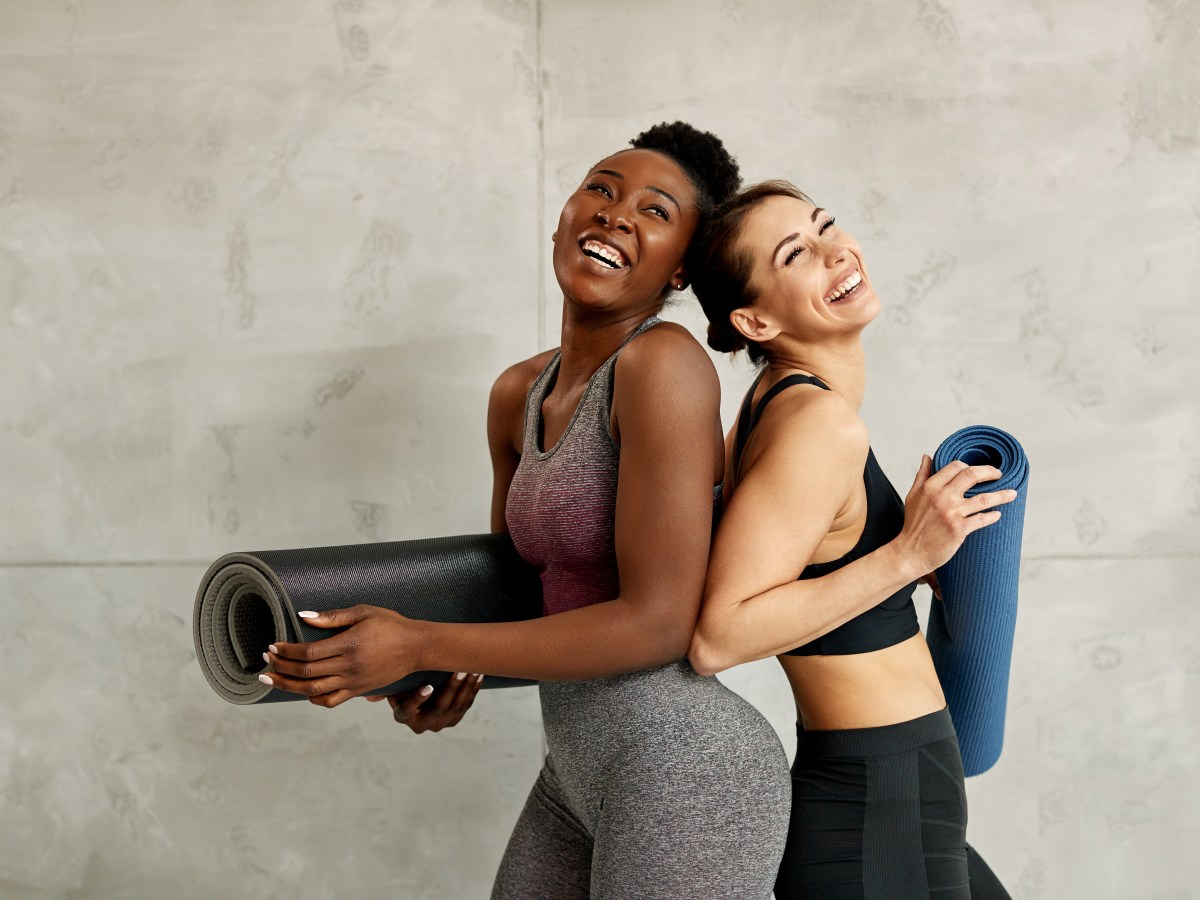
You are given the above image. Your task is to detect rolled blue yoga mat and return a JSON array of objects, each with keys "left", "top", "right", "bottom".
[{"left": 926, "top": 425, "right": 1029, "bottom": 777}]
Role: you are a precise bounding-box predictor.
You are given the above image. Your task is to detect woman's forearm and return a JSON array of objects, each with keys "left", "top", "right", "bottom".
[
  {"left": 411, "top": 595, "right": 695, "bottom": 681},
  {"left": 690, "top": 540, "right": 924, "bottom": 675}
]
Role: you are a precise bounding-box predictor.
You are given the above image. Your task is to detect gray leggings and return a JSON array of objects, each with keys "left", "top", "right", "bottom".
[{"left": 491, "top": 661, "right": 791, "bottom": 900}]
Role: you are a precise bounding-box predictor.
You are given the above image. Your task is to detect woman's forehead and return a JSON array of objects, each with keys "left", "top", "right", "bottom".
[
  {"left": 588, "top": 148, "right": 696, "bottom": 198},
  {"left": 747, "top": 194, "right": 819, "bottom": 231},
  {"left": 739, "top": 195, "right": 820, "bottom": 270}
]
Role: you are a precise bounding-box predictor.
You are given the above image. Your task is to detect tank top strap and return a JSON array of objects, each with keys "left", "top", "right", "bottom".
[
  {"left": 586, "top": 314, "right": 663, "bottom": 433},
  {"left": 520, "top": 315, "right": 663, "bottom": 457},
  {"left": 521, "top": 352, "right": 561, "bottom": 455},
  {"left": 598, "top": 313, "right": 662, "bottom": 397},
  {"left": 733, "top": 371, "right": 831, "bottom": 472}
]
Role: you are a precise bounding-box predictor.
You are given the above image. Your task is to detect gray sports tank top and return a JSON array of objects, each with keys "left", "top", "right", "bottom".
[{"left": 505, "top": 316, "right": 661, "bottom": 617}]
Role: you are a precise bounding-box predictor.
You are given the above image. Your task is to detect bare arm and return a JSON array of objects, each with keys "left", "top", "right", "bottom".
[
  {"left": 486, "top": 353, "right": 542, "bottom": 534},
  {"left": 689, "top": 393, "right": 1015, "bottom": 676}
]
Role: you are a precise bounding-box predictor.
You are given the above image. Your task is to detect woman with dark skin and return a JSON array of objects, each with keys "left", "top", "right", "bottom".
[
  {"left": 258, "top": 124, "right": 793, "bottom": 898},
  {"left": 688, "top": 181, "right": 1013, "bottom": 899}
]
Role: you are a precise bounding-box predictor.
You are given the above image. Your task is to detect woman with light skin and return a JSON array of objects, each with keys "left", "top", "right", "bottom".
[
  {"left": 687, "top": 181, "right": 1014, "bottom": 899},
  {"left": 257, "top": 124, "right": 795, "bottom": 898}
]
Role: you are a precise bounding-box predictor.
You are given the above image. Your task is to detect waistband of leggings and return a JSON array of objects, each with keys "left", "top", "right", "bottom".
[{"left": 795, "top": 708, "right": 957, "bottom": 759}]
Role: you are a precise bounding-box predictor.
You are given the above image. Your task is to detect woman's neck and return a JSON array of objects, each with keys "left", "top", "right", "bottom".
[
  {"left": 555, "top": 300, "right": 661, "bottom": 388},
  {"left": 765, "top": 336, "right": 867, "bottom": 410}
]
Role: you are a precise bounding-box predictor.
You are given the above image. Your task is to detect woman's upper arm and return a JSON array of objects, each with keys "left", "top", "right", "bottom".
[
  {"left": 702, "top": 396, "right": 867, "bottom": 614},
  {"left": 486, "top": 359, "right": 540, "bottom": 534},
  {"left": 610, "top": 326, "right": 721, "bottom": 627}
]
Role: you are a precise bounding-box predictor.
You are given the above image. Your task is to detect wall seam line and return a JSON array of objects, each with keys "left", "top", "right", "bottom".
[{"left": 535, "top": 0, "right": 546, "bottom": 352}]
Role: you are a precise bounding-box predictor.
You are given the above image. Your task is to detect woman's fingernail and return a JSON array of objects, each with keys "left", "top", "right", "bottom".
[
  {"left": 298, "top": 611, "right": 318, "bottom": 619},
  {"left": 258, "top": 674, "right": 274, "bottom": 686},
  {"left": 455, "top": 672, "right": 467, "bottom": 681},
  {"left": 268, "top": 644, "right": 279, "bottom": 654},
  {"left": 419, "top": 685, "right": 434, "bottom": 696},
  {"left": 262, "top": 652, "right": 271, "bottom": 663},
  {"left": 476, "top": 674, "right": 485, "bottom": 684}
]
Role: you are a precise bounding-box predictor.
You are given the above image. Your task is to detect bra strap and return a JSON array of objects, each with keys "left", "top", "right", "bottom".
[{"left": 732, "top": 372, "right": 831, "bottom": 474}]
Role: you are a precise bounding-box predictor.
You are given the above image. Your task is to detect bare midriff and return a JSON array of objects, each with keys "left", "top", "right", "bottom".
[{"left": 779, "top": 633, "right": 947, "bottom": 731}]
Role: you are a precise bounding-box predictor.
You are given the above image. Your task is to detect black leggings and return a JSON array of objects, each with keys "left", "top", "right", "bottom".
[{"left": 774, "top": 708, "right": 1011, "bottom": 899}]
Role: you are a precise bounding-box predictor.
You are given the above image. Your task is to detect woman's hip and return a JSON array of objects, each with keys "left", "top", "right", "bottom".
[{"left": 537, "top": 659, "right": 791, "bottom": 802}]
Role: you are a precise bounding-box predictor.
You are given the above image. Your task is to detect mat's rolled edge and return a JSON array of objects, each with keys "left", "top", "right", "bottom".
[
  {"left": 932, "top": 425, "right": 1028, "bottom": 497},
  {"left": 194, "top": 539, "right": 542, "bottom": 705},
  {"left": 194, "top": 553, "right": 300, "bottom": 705}
]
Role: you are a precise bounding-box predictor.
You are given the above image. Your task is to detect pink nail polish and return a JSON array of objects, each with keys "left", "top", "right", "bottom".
[
  {"left": 297, "top": 611, "right": 318, "bottom": 619},
  {"left": 262, "top": 652, "right": 270, "bottom": 663},
  {"left": 268, "top": 644, "right": 279, "bottom": 654},
  {"left": 258, "top": 674, "right": 274, "bottom": 686},
  {"left": 476, "top": 674, "right": 485, "bottom": 684},
  {"left": 455, "top": 672, "right": 467, "bottom": 681},
  {"left": 420, "top": 685, "right": 434, "bottom": 696}
]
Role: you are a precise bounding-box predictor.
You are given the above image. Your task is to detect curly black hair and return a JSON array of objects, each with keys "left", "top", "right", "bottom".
[{"left": 628, "top": 122, "right": 741, "bottom": 220}]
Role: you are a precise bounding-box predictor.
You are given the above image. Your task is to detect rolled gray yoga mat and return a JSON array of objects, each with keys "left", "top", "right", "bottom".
[
  {"left": 194, "top": 533, "right": 542, "bottom": 705},
  {"left": 926, "top": 426, "right": 1030, "bottom": 777}
]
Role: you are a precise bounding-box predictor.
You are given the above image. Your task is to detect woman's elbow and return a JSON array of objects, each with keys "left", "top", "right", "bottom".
[{"left": 687, "top": 626, "right": 731, "bottom": 677}]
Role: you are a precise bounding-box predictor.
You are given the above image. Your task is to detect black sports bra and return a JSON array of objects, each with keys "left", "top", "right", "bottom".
[{"left": 733, "top": 372, "right": 920, "bottom": 656}]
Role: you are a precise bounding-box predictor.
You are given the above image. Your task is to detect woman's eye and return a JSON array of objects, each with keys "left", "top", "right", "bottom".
[
  {"left": 784, "top": 245, "right": 804, "bottom": 265},
  {"left": 586, "top": 182, "right": 613, "bottom": 199},
  {"left": 645, "top": 204, "right": 670, "bottom": 221},
  {"left": 819, "top": 216, "right": 837, "bottom": 235}
]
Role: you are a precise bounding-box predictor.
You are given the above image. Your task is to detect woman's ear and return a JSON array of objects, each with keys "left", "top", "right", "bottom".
[
  {"left": 730, "top": 307, "right": 779, "bottom": 343},
  {"left": 670, "top": 267, "right": 689, "bottom": 292}
]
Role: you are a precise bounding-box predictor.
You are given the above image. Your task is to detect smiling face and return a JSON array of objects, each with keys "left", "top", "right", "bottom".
[
  {"left": 552, "top": 148, "right": 700, "bottom": 317},
  {"left": 731, "top": 194, "right": 879, "bottom": 345}
]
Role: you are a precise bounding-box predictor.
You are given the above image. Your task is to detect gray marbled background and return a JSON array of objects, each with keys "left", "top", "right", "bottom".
[{"left": 1, "top": 1, "right": 1196, "bottom": 897}]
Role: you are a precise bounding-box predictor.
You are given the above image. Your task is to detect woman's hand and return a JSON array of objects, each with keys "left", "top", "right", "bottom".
[
  {"left": 366, "top": 672, "right": 485, "bottom": 733},
  {"left": 261, "top": 605, "right": 420, "bottom": 708},
  {"left": 896, "top": 455, "right": 1018, "bottom": 577}
]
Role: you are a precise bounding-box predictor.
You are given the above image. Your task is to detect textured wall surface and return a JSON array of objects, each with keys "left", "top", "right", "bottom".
[{"left": 2, "top": 1, "right": 1197, "bottom": 898}]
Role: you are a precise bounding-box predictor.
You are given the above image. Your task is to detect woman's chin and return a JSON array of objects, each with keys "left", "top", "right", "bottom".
[
  {"left": 557, "top": 269, "right": 662, "bottom": 317},
  {"left": 839, "top": 289, "right": 880, "bottom": 329}
]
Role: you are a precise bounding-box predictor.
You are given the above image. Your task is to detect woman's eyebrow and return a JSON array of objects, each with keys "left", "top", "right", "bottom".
[
  {"left": 588, "top": 168, "right": 680, "bottom": 212},
  {"left": 648, "top": 186, "right": 680, "bottom": 211},
  {"left": 773, "top": 233, "right": 801, "bottom": 263},
  {"left": 772, "top": 208, "right": 828, "bottom": 263}
]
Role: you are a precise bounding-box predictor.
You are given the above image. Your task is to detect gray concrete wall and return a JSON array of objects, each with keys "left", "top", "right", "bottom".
[{"left": 1, "top": 1, "right": 1196, "bottom": 897}]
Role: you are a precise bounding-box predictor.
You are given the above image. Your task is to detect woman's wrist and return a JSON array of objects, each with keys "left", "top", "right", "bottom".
[
  {"left": 882, "top": 537, "right": 926, "bottom": 586},
  {"left": 403, "top": 616, "right": 437, "bottom": 673}
]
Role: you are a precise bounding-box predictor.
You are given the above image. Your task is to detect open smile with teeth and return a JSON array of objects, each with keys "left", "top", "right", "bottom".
[
  {"left": 825, "top": 270, "right": 863, "bottom": 303},
  {"left": 581, "top": 239, "right": 629, "bottom": 270}
]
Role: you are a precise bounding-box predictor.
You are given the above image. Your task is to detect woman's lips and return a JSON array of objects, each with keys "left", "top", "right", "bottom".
[
  {"left": 579, "top": 237, "right": 629, "bottom": 270},
  {"left": 824, "top": 270, "right": 863, "bottom": 303}
]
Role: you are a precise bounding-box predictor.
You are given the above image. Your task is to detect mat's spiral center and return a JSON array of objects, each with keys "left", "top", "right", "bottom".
[
  {"left": 960, "top": 447, "right": 1001, "bottom": 468},
  {"left": 228, "top": 589, "right": 276, "bottom": 673}
]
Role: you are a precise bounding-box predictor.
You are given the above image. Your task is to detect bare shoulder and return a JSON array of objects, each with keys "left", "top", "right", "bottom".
[
  {"left": 488, "top": 349, "right": 557, "bottom": 457},
  {"left": 750, "top": 384, "right": 869, "bottom": 474},
  {"left": 614, "top": 320, "right": 718, "bottom": 398},
  {"left": 490, "top": 349, "right": 557, "bottom": 411}
]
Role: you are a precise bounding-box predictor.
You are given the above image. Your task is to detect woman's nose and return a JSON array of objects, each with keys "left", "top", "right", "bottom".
[
  {"left": 823, "top": 240, "right": 848, "bottom": 267},
  {"left": 596, "top": 204, "right": 633, "bottom": 232}
]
